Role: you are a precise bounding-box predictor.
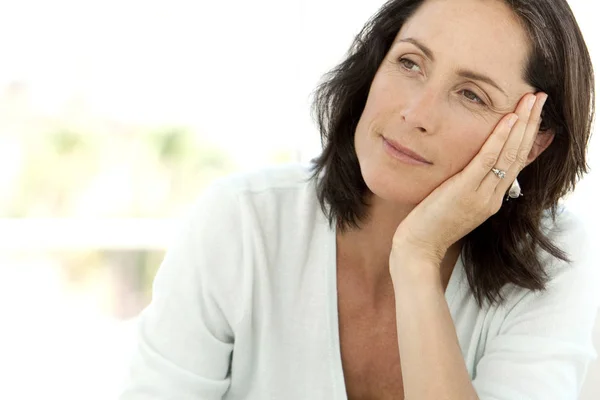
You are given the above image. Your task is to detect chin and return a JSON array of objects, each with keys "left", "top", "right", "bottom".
[{"left": 359, "top": 157, "right": 428, "bottom": 206}]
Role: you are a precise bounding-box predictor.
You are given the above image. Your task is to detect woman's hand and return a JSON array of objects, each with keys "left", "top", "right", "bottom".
[{"left": 390, "top": 92, "right": 548, "bottom": 277}]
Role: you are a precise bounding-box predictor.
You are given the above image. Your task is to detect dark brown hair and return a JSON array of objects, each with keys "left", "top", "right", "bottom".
[{"left": 309, "top": 0, "right": 595, "bottom": 307}]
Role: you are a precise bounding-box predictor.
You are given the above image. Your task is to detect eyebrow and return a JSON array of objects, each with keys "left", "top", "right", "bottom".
[{"left": 394, "top": 37, "right": 508, "bottom": 97}]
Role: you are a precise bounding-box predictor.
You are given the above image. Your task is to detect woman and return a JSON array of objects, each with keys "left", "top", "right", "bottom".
[{"left": 120, "top": 0, "right": 598, "bottom": 399}]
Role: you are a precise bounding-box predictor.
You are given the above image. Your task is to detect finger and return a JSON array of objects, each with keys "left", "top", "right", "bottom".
[
  {"left": 515, "top": 93, "right": 548, "bottom": 167},
  {"left": 495, "top": 92, "right": 548, "bottom": 197},
  {"left": 477, "top": 93, "right": 538, "bottom": 193},
  {"left": 462, "top": 113, "right": 518, "bottom": 189}
]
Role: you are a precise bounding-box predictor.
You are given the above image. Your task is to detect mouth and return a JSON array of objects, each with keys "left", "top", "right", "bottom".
[{"left": 381, "top": 136, "right": 433, "bottom": 165}]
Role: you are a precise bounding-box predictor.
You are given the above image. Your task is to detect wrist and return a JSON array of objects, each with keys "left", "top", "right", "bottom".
[
  {"left": 391, "top": 235, "right": 447, "bottom": 266},
  {"left": 389, "top": 246, "right": 444, "bottom": 290}
]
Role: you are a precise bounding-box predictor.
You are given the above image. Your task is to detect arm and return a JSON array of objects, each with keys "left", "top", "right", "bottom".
[
  {"left": 385, "top": 92, "right": 539, "bottom": 400},
  {"left": 391, "top": 252, "right": 479, "bottom": 400},
  {"left": 391, "top": 211, "right": 599, "bottom": 400},
  {"left": 119, "top": 182, "right": 244, "bottom": 399}
]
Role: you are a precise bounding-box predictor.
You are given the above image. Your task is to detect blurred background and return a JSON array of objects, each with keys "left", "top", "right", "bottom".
[{"left": 0, "top": 0, "right": 598, "bottom": 399}]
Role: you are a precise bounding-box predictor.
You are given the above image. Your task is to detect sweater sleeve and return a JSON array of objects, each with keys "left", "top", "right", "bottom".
[
  {"left": 472, "top": 211, "right": 600, "bottom": 400},
  {"left": 119, "top": 181, "right": 246, "bottom": 400}
]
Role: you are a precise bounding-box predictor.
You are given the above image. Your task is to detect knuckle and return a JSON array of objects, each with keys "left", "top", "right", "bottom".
[
  {"left": 482, "top": 154, "right": 497, "bottom": 169},
  {"left": 516, "top": 150, "right": 528, "bottom": 166},
  {"left": 489, "top": 198, "right": 503, "bottom": 214},
  {"left": 503, "top": 148, "right": 519, "bottom": 164}
]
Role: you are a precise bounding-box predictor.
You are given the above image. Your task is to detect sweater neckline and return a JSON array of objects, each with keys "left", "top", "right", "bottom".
[{"left": 324, "top": 218, "right": 464, "bottom": 399}]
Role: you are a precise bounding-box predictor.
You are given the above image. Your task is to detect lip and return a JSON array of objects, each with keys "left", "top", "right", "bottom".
[{"left": 382, "top": 136, "right": 433, "bottom": 165}]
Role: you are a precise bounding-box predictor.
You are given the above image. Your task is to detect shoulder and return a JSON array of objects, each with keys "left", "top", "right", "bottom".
[
  {"left": 498, "top": 204, "right": 599, "bottom": 321},
  {"left": 539, "top": 205, "right": 595, "bottom": 281},
  {"left": 205, "top": 162, "right": 314, "bottom": 194},
  {"left": 166, "top": 164, "right": 318, "bottom": 317},
  {"left": 471, "top": 206, "right": 600, "bottom": 397},
  {"left": 192, "top": 162, "right": 316, "bottom": 210},
  {"left": 184, "top": 162, "right": 322, "bottom": 244}
]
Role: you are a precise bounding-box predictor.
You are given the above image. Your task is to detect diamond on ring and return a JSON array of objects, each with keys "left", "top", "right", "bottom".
[{"left": 491, "top": 168, "right": 506, "bottom": 179}]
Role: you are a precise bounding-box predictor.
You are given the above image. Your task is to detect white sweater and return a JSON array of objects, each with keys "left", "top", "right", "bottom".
[{"left": 120, "top": 163, "right": 599, "bottom": 400}]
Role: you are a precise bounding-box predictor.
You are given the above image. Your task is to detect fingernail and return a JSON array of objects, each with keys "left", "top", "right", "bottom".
[
  {"left": 508, "top": 114, "right": 518, "bottom": 128},
  {"left": 541, "top": 94, "right": 549, "bottom": 108},
  {"left": 527, "top": 95, "right": 537, "bottom": 111}
]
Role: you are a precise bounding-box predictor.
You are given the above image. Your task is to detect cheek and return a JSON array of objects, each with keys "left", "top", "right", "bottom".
[
  {"left": 355, "top": 98, "right": 395, "bottom": 146},
  {"left": 443, "top": 120, "right": 492, "bottom": 173},
  {"left": 356, "top": 74, "right": 410, "bottom": 136},
  {"left": 362, "top": 82, "right": 397, "bottom": 122}
]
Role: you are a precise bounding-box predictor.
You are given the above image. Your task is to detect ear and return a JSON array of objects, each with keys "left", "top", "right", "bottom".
[{"left": 525, "top": 130, "right": 555, "bottom": 167}]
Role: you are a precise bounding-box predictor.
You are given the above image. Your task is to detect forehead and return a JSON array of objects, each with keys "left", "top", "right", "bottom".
[{"left": 396, "top": 0, "right": 533, "bottom": 95}]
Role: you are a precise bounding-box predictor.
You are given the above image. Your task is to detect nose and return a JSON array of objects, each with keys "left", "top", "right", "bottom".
[{"left": 399, "top": 87, "right": 439, "bottom": 134}]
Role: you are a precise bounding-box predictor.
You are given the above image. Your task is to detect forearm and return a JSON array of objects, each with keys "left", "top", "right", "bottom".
[{"left": 391, "top": 258, "right": 479, "bottom": 400}]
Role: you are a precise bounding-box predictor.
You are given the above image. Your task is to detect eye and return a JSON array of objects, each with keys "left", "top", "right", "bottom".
[
  {"left": 398, "top": 57, "right": 421, "bottom": 73},
  {"left": 460, "top": 89, "right": 486, "bottom": 106}
]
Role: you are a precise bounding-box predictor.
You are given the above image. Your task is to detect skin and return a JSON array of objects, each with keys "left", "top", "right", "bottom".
[{"left": 338, "top": 0, "right": 554, "bottom": 398}]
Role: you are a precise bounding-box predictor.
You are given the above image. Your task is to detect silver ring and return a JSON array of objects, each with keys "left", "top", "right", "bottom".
[{"left": 491, "top": 168, "right": 506, "bottom": 179}]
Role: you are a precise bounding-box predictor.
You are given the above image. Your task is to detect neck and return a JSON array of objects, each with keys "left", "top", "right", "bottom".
[{"left": 337, "top": 193, "right": 461, "bottom": 294}]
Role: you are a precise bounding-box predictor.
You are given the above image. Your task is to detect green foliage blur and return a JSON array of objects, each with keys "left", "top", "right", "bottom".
[
  {"left": 4, "top": 125, "right": 236, "bottom": 218},
  {"left": 0, "top": 86, "right": 295, "bottom": 317},
  {"left": 0, "top": 124, "right": 238, "bottom": 314}
]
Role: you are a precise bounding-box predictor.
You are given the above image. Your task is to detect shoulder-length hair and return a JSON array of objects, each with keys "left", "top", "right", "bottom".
[{"left": 309, "top": 0, "right": 595, "bottom": 307}]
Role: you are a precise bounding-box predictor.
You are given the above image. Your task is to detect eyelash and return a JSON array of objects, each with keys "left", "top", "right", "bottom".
[{"left": 397, "top": 57, "right": 487, "bottom": 107}]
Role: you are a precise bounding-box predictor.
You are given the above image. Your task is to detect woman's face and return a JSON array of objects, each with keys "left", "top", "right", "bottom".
[{"left": 355, "top": 0, "right": 536, "bottom": 205}]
